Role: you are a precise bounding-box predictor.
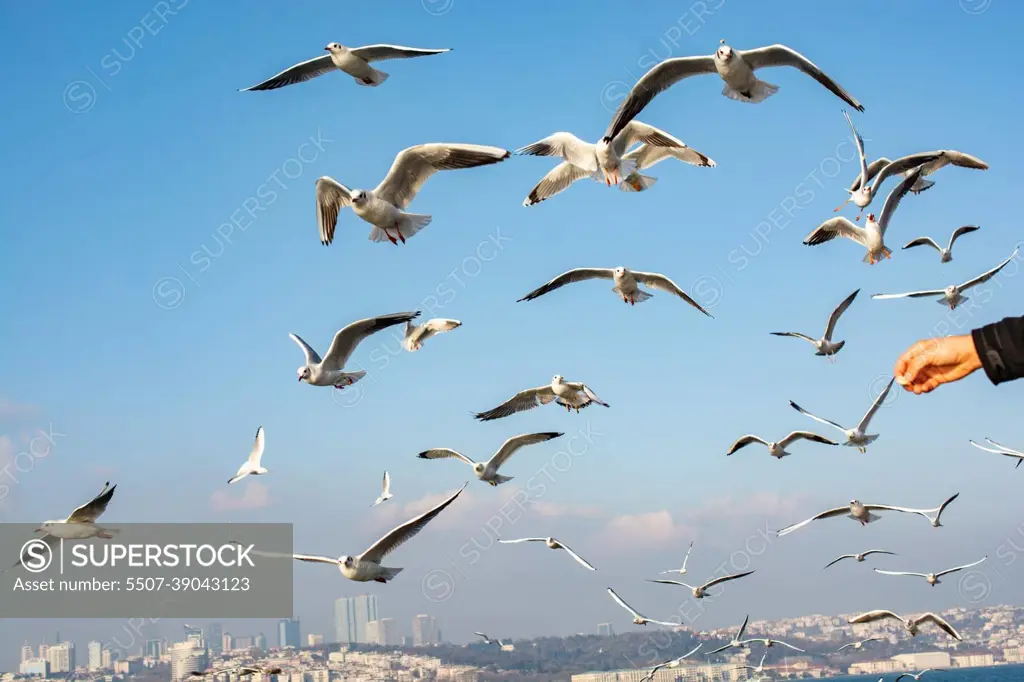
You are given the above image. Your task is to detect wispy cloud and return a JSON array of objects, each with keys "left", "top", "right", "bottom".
[
  {"left": 210, "top": 481, "right": 270, "bottom": 512},
  {"left": 0, "top": 398, "right": 37, "bottom": 422},
  {"left": 605, "top": 510, "right": 695, "bottom": 550}
]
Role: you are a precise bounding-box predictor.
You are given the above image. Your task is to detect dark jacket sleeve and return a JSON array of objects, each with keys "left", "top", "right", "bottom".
[{"left": 972, "top": 316, "right": 1024, "bottom": 385}]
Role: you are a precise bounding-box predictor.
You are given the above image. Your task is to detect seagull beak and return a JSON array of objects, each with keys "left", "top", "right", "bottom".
[
  {"left": 33, "top": 527, "right": 43, "bottom": 533},
  {"left": 324, "top": 47, "right": 330, "bottom": 51}
]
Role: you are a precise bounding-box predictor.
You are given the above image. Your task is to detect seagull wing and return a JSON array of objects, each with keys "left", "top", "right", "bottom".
[
  {"left": 646, "top": 579, "right": 692, "bottom": 588},
  {"left": 935, "top": 556, "right": 986, "bottom": 578},
  {"left": 823, "top": 289, "right": 860, "bottom": 341},
  {"left": 315, "top": 177, "right": 355, "bottom": 246},
  {"left": 726, "top": 435, "right": 768, "bottom": 455},
  {"left": 321, "top": 312, "right": 420, "bottom": 370},
  {"left": 981, "top": 437, "right": 1024, "bottom": 456},
  {"left": 735, "top": 614, "right": 749, "bottom": 641},
  {"left": 632, "top": 271, "right": 713, "bottom": 317},
  {"left": 943, "top": 150, "right": 989, "bottom": 170},
  {"left": 769, "top": 639, "right": 805, "bottom": 652},
  {"left": 606, "top": 587, "right": 644, "bottom": 619},
  {"left": 488, "top": 431, "right": 564, "bottom": 471},
  {"left": 779, "top": 431, "right": 838, "bottom": 448},
  {"left": 515, "top": 132, "right": 596, "bottom": 169},
  {"left": 916, "top": 613, "right": 962, "bottom": 641},
  {"left": 292, "top": 553, "right": 341, "bottom": 565},
  {"left": 932, "top": 492, "right": 960, "bottom": 523},
  {"left": 374, "top": 143, "right": 510, "bottom": 209},
  {"left": 240, "top": 54, "right": 336, "bottom": 91},
  {"left": 288, "top": 333, "right": 322, "bottom": 366},
  {"left": 872, "top": 290, "right": 946, "bottom": 301},
  {"left": 497, "top": 537, "right": 548, "bottom": 544},
  {"left": 349, "top": 45, "right": 451, "bottom": 63},
  {"left": 474, "top": 385, "right": 557, "bottom": 421},
  {"left": 739, "top": 44, "right": 864, "bottom": 111},
  {"left": 381, "top": 470, "right": 391, "bottom": 496},
  {"left": 777, "top": 505, "right": 850, "bottom": 536},
  {"left": 877, "top": 167, "right": 923, "bottom": 235},
  {"left": 522, "top": 161, "right": 593, "bottom": 206},
  {"left": 902, "top": 237, "right": 942, "bottom": 253},
  {"left": 610, "top": 120, "right": 686, "bottom": 158},
  {"left": 417, "top": 448, "right": 476, "bottom": 467},
  {"left": 66, "top": 482, "right": 117, "bottom": 523},
  {"left": 873, "top": 569, "right": 927, "bottom": 578},
  {"left": 851, "top": 158, "right": 891, "bottom": 192},
  {"left": 247, "top": 426, "right": 266, "bottom": 468},
  {"left": 824, "top": 555, "right": 855, "bottom": 569},
  {"left": 958, "top": 247, "right": 1019, "bottom": 291},
  {"left": 862, "top": 503, "right": 926, "bottom": 514},
  {"left": 803, "top": 217, "right": 868, "bottom": 246},
  {"left": 581, "top": 384, "right": 610, "bottom": 408},
  {"left": 517, "top": 268, "right": 616, "bottom": 302},
  {"left": 848, "top": 610, "right": 902, "bottom": 625},
  {"left": 868, "top": 152, "right": 943, "bottom": 195},
  {"left": 557, "top": 541, "right": 596, "bottom": 571},
  {"left": 681, "top": 541, "right": 694, "bottom": 570},
  {"left": 843, "top": 109, "right": 868, "bottom": 187},
  {"left": 770, "top": 331, "right": 817, "bottom": 345},
  {"left": 789, "top": 400, "right": 846, "bottom": 433},
  {"left": 857, "top": 376, "right": 894, "bottom": 431},
  {"left": 947, "top": 225, "right": 980, "bottom": 250},
  {"left": 862, "top": 550, "right": 897, "bottom": 558},
  {"left": 358, "top": 483, "right": 467, "bottom": 563},
  {"left": 699, "top": 570, "right": 755, "bottom": 591},
  {"left": 623, "top": 143, "right": 716, "bottom": 171}
]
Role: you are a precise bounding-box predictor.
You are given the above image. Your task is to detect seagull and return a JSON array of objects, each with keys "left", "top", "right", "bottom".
[
  {"left": 833, "top": 109, "right": 878, "bottom": 219},
  {"left": 726, "top": 431, "right": 838, "bottom": 459},
  {"left": 733, "top": 649, "right": 768, "bottom": 675},
  {"left": 912, "top": 492, "right": 960, "bottom": 527},
  {"left": 776, "top": 499, "right": 931, "bottom": 537},
  {"left": 240, "top": 43, "right": 452, "bottom": 91},
  {"left": 872, "top": 247, "right": 1019, "bottom": 310},
  {"left": 902, "top": 226, "right": 981, "bottom": 263},
  {"left": 658, "top": 541, "right": 694, "bottom": 575},
  {"left": 824, "top": 550, "right": 896, "bottom": 569},
  {"left": 606, "top": 587, "right": 678, "bottom": 626},
  {"left": 316, "top": 144, "right": 510, "bottom": 246},
  {"left": 227, "top": 426, "right": 267, "bottom": 484},
  {"left": 602, "top": 40, "right": 863, "bottom": 143},
  {"left": 286, "top": 483, "right": 466, "bottom": 583},
  {"left": 498, "top": 537, "right": 595, "bottom": 571},
  {"left": 474, "top": 632, "right": 495, "bottom": 644},
  {"left": 737, "top": 637, "right": 805, "bottom": 652},
  {"left": 516, "top": 266, "right": 712, "bottom": 315},
  {"left": 803, "top": 168, "right": 923, "bottom": 264},
  {"left": 642, "top": 644, "right": 704, "bottom": 681},
  {"left": 847, "top": 150, "right": 989, "bottom": 211},
  {"left": 417, "top": 432, "right": 564, "bottom": 486},
  {"left": 835, "top": 637, "right": 883, "bottom": 652},
  {"left": 848, "top": 610, "right": 962, "bottom": 641},
  {"left": 517, "top": 121, "right": 714, "bottom": 203},
  {"left": 291, "top": 311, "right": 420, "bottom": 389},
  {"left": 874, "top": 557, "right": 987, "bottom": 586},
  {"left": 895, "top": 671, "right": 937, "bottom": 682},
  {"left": 789, "top": 377, "right": 894, "bottom": 453},
  {"left": 970, "top": 438, "right": 1024, "bottom": 468},
  {"left": 473, "top": 375, "right": 609, "bottom": 421},
  {"left": 403, "top": 318, "right": 461, "bottom": 352},
  {"left": 705, "top": 614, "right": 749, "bottom": 654},
  {"left": 236, "top": 668, "right": 285, "bottom": 678},
  {"left": 770, "top": 289, "right": 860, "bottom": 362},
  {"left": 371, "top": 471, "right": 393, "bottom": 507},
  {"left": 646, "top": 569, "right": 755, "bottom": 598}
]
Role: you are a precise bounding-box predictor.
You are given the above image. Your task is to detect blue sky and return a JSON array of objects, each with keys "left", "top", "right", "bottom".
[{"left": 1, "top": 0, "right": 1023, "bottom": 667}]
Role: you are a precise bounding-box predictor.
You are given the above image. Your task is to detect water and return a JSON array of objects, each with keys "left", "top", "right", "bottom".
[{"left": 828, "top": 665, "right": 1024, "bottom": 682}]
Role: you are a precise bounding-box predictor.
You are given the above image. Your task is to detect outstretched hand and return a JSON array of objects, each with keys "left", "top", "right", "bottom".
[{"left": 894, "top": 334, "right": 983, "bottom": 394}]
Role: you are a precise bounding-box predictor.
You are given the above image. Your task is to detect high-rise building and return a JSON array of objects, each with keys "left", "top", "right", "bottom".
[
  {"left": 334, "top": 595, "right": 379, "bottom": 644},
  {"left": 307, "top": 634, "right": 324, "bottom": 647},
  {"left": 254, "top": 633, "right": 267, "bottom": 651},
  {"left": 366, "top": 618, "right": 401, "bottom": 647},
  {"left": 221, "top": 633, "right": 234, "bottom": 653},
  {"left": 169, "top": 641, "right": 207, "bottom": 682},
  {"left": 37, "top": 645, "right": 49, "bottom": 660},
  {"left": 412, "top": 615, "right": 439, "bottom": 646},
  {"left": 46, "top": 642, "right": 75, "bottom": 674},
  {"left": 278, "top": 619, "right": 301, "bottom": 649},
  {"left": 19, "top": 658, "right": 49, "bottom": 677},
  {"left": 207, "top": 624, "right": 223, "bottom": 656},
  {"left": 101, "top": 649, "right": 113, "bottom": 669},
  {"left": 597, "top": 623, "right": 614, "bottom": 637},
  {"left": 184, "top": 625, "right": 205, "bottom": 651},
  {"left": 145, "top": 639, "right": 166, "bottom": 659},
  {"left": 88, "top": 641, "right": 103, "bottom": 671}
]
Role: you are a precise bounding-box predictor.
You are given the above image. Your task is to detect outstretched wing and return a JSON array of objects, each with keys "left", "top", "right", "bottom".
[
  {"left": 522, "top": 162, "right": 592, "bottom": 206},
  {"left": 417, "top": 448, "right": 476, "bottom": 467},
  {"left": 848, "top": 610, "right": 901, "bottom": 625},
  {"left": 349, "top": 45, "right": 451, "bottom": 63},
  {"left": 874, "top": 569, "right": 927, "bottom": 578},
  {"left": 557, "top": 541, "right": 596, "bottom": 571},
  {"left": 606, "top": 587, "right": 643, "bottom": 618},
  {"left": 824, "top": 555, "right": 855, "bottom": 569},
  {"left": 868, "top": 152, "right": 942, "bottom": 195},
  {"left": 289, "top": 333, "right": 322, "bottom": 366},
  {"left": 247, "top": 426, "right": 266, "bottom": 468},
  {"left": 700, "top": 570, "right": 755, "bottom": 591},
  {"left": 622, "top": 143, "right": 716, "bottom": 171},
  {"left": 935, "top": 556, "right": 986, "bottom": 578},
  {"left": 315, "top": 177, "right": 355, "bottom": 246},
  {"left": 726, "top": 435, "right": 768, "bottom": 455},
  {"left": 358, "top": 483, "right": 467, "bottom": 563},
  {"left": 776, "top": 505, "right": 850, "bottom": 536},
  {"left": 517, "top": 268, "right": 616, "bottom": 302},
  {"left": 789, "top": 400, "right": 846, "bottom": 433},
  {"left": 240, "top": 54, "right": 336, "bottom": 92},
  {"left": 66, "top": 482, "right": 117, "bottom": 523},
  {"left": 872, "top": 290, "right": 946, "bottom": 301},
  {"left": 824, "top": 289, "right": 859, "bottom": 341},
  {"left": 947, "top": 225, "right": 980, "bottom": 250},
  {"left": 877, "top": 167, "right": 923, "bottom": 235},
  {"left": 610, "top": 120, "right": 686, "bottom": 158},
  {"left": 740, "top": 44, "right": 864, "bottom": 111},
  {"left": 473, "top": 386, "right": 557, "bottom": 421},
  {"left": 488, "top": 432, "right": 563, "bottom": 471},
  {"left": 843, "top": 109, "right": 868, "bottom": 187},
  {"left": 901, "top": 237, "right": 942, "bottom": 253},
  {"left": 778, "top": 431, "right": 838, "bottom": 448},
  {"left": 857, "top": 377, "right": 894, "bottom": 431},
  {"left": 515, "top": 132, "right": 597, "bottom": 170},
  {"left": 321, "top": 312, "right": 421, "bottom": 370},
  {"left": 375, "top": 143, "right": 510, "bottom": 209},
  {"left": 632, "top": 271, "right": 713, "bottom": 317},
  {"left": 803, "top": 217, "right": 868, "bottom": 247},
  {"left": 770, "top": 331, "right": 817, "bottom": 345},
  {"left": 959, "top": 247, "right": 1019, "bottom": 291},
  {"left": 917, "top": 613, "right": 962, "bottom": 641}
]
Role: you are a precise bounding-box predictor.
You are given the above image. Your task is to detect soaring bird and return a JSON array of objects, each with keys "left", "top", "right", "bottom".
[
  {"left": 474, "top": 375, "right": 609, "bottom": 421},
  {"left": 777, "top": 499, "right": 934, "bottom": 536},
  {"left": 824, "top": 549, "right": 896, "bottom": 569},
  {"left": 874, "top": 557, "right": 987, "bottom": 586},
  {"left": 771, "top": 289, "right": 860, "bottom": 361},
  {"left": 848, "top": 610, "right": 962, "bottom": 641},
  {"left": 227, "top": 426, "right": 268, "bottom": 484},
  {"left": 872, "top": 247, "right": 1019, "bottom": 310},
  {"left": 606, "top": 587, "right": 678, "bottom": 626},
  {"left": 835, "top": 637, "right": 883, "bottom": 652},
  {"left": 658, "top": 541, "right": 695, "bottom": 576},
  {"left": 727, "top": 431, "right": 837, "bottom": 459},
  {"left": 403, "top": 318, "right": 461, "bottom": 352},
  {"left": 499, "top": 537, "right": 596, "bottom": 571},
  {"left": 371, "top": 471, "right": 393, "bottom": 507},
  {"left": 705, "top": 614, "right": 750, "bottom": 655},
  {"left": 517, "top": 266, "right": 711, "bottom": 315},
  {"left": 647, "top": 570, "right": 755, "bottom": 598},
  {"left": 418, "top": 432, "right": 564, "bottom": 486},
  {"left": 789, "top": 377, "right": 894, "bottom": 452},
  {"left": 902, "top": 226, "right": 981, "bottom": 263}
]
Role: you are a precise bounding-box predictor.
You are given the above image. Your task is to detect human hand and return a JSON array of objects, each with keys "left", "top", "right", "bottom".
[{"left": 894, "top": 334, "right": 983, "bottom": 394}]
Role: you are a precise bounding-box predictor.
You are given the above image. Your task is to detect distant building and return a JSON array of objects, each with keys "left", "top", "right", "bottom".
[
  {"left": 412, "top": 615, "right": 440, "bottom": 646},
  {"left": 222, "top": 633, "right": 234, "bottom": 652},
  {"left": 20, "top": 644, "right": 34, "bottom": 663},
  {"left": 235, "top": 636, "right": 254, "bottom": 650},
  {"left": 572, "top": 661, "right": 745, "bottom": 682},
  {"left": 88, "top": 641, "right": 104, "bottom": 671},
  {"left": 335, "top": 595, "right": 379, "bottom": 644},
  {"left": 255, "top": 633, "right": 267, "bottom": 651},
  {"left": 597, "top": 623, "right": 614, "bottom": 637},
  {"left": 169, "top": 641, "right": 208, "bottom": 682},
  {"left": 278, "top": 618, "right": 301, "bottom": 649},
  {"left": 19, "top": 658, "right": 49, "bottom": 677},
  {"left": 46, "top": 642, "right": 75, "bottom": 674},
  {"left": 1004, "top": 646, "right": 1024, "bottom": 664},
  {"left": 367, "top": 618, "right": 401, "bottom": 647},
  {"left": 848, "top": 660, "right": 905, "bottom": 675},
  {"left": 307, "top": 634, "right": 325, "bottom": 647},
  {"left": 145, "top": 638, "right": 166, "bottom": 659},
  {"left": 114, "top": 659, "right": 143, "bottom": 675},
  {"left": 891, "top": 652, "right": 951, "bottom": 669},
  {"left": 953, "top": 652, "right": 995, "bottom": 668},
  {"left": 207, "top": 623, "right": 224, "bottom": 656},
  {"left": 102, "top": 648, "right": 113, "bottom": 669}
]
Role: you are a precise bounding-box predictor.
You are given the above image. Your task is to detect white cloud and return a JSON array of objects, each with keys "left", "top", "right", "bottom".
[
  {"left": 605, "top": 510, "right": 694, "bottom": 549},
  {"left": 210, "top": 481, "right": 270, "bottom": 512}
]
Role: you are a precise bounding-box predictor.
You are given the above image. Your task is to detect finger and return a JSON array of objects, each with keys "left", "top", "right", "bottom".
[{"left": 902, "top": 351, "right": 936, "bottom": 387}]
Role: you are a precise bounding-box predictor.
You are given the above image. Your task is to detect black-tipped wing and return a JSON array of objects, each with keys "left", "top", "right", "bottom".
[
  {"left": 857, "top": 377, "right": 894, "bottom": 431},
  {"left": 824, "top": 289, "right": 859, "bottom": 340},
  {"left": 959, "top": 247, "right": 1019, "bottom": 291},
  {"left": 877, "top": 167, "right": 923, "bottom": 235},
  {"left": 803, "top": 217, "right": 868, "bottom": 246},
  {"left": 948, "top": 225, "right": 980, "bottom": 250},
  {"left": 316, "top": 177, "right": 355, "bottom": 246},
  {"left": 474, "top": 386, "right": 556, "bottom": 421},
  {"left": 240, "top": 55, "right": 335, "bottom": 92},
  {"left": 517, "top": 268, "right": 615, "bottom": 302},
  {"left": 349, "top": 45, "right": 451, "bottom": 63},
  {"left": 778, "top": 431, "right": 838, "bottom": 448},
  {"left": 417, "top": 448, "right": 476, "bottom": 466},
  {"left": 868, "top": 152, "right": 942, "bottom": 195},
  {"left": 740, "top": 44, "right": 864, "bottom": 111},
  {"left": 726, "top": 435, "right": 768, "bottom": 455},
  {"left": 632, "top": 271, "right": 713, "bottom": 317},
  {"left": 489, "top": 432, "right": 563, "bottom": 471},
  {"left": 66, "top": 482, "right": 116, "bottom": 523},
  {"left": 321, "top": 312, "right": 420, "bottom": 370},
  {"left": 375, "top": 143, "right": 510, "bottom": 209},
  {"left": 522, "top": 162, "right": 592, "bottom": 206},
  {"left": 700, "top": 570, "right": 754, "bottom": 591},
  {"left": 902, "top": 236, "right": 941, "bottom": 252},
  {"left": 359, "top": 483, "right": 467, "bottom": 563}
]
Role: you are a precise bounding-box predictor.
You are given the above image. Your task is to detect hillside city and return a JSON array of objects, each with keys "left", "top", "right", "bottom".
[{"left": 6, "top": 603, "right": 1024, "bottom": 682}]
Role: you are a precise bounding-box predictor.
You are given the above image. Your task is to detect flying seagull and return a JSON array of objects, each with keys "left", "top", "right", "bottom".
[
  {"left": 474, "top": 632, "right": 495, "bottom": 644},
  {"left": 737, "top": 637, "right": 805, "bottom": 652},
  {"left": 848, "top": 610, "right": 962, "bottom": 641},
  {"left": 642, "top": 644, "right": 704, "bottom": 682},
  {"left": 606, "top": 587, "right": 679, "bottom": 626},
  {"left": 733, "top": 650, "right": 768, "bottom": 674},
  {"left": 284, "top": 483, "right": 466, "bottom": 583},
  {"left": 836, "top": 637, "right": 883, "bottom": 652},
  {"left": 803, "top": 168, "right": 922, "bottom": 264},
  {"left": 291, "top": 311, "right": 419, "bottom": 389},
  {"left": 227, "top": 426, "right": 267, "bottom": 484},
  {"left": 403, "top": 318, "right": 461, "bottom": 352},
  {"left": 499, "top": 537, "right": 595, "bottom": 571},
  {"left": 603, "top": 40, "right": 863, "bottom": 143},
  {"left": 970, "top": 438, "right": 1024, "bottom": 468},
  {"left": 646, "top": 570, "right": 755, "bottom": 598},
  {"left": 240, "top": 43, "right": 451, "bottom": 91},
  {"left": 192, "top": 667, "right": 287, "bottom": 679},
  {"left": 517, "top": 121, "right": 714, "bottom": 204},
  {"left": 705, "top": 614, "right": 749, "bottom": 655},
  {"left": 777, "top": 499, "right": 931, "bottom": 537},
  {"left": 874, "top": 556, "right": 987, "bottom": 586},
  {"left": 902, "top": 226, "right": 980, "bottom": 263},
  {"left": 872, "top": 247, "right": 1019, "bottom": 310},
  {"left": 771, "top": 289, "right": 860, "bottom": 361},
  {"left": 517, "top": 266, "right": 711, "bottom": 314},
  {"left": 316, "top": 144, "right": 510, "bottom": 246},
  {"left": 474, "top": 375, "right": 609, "bottom": 421},
  {"left": 895, "top": 671, "right": 937, "bottom": 682},
  {"left": 418, "top": 432, "right": 564, "bottom": 486},
  {"left": 843, "top": 150, "right": 988, "bottom": 213},
  {"left": 371, "top": 471, "right": 393, "bottom": 507},
  {"left": 659, "top": 541, "right": 694, "bottom": 575},
  {"left": 789, "top": 377, "right": 894, "bottom": 452},
  {"left": 834, "top": 109, "right": 878, "bottom": 219},
  {"left": 824, "top": 549, "right": 896, "bottom": 569},
  {"left": 726, "top": 431, "right": 838, "bottom": 459},
  {"left": 913, "top": 492, "right": 959, "bottom": 528}
]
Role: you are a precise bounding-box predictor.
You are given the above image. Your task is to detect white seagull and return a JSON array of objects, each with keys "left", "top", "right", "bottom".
[
  {"left": 240, "top": 43, "right": 452, "bottom": 91},
  {"left": 517, "top": 121, "right": 714, "bottom": 204},
  {"left": 902, "top": 226, "right": 981, "bottom": 263},
  {"left": 286, "top": 483, "right": 466, "bottom": 583},
  {"left": 777, "top": 495, "right": 956, "bottom": 536},
  {"left": 835, "top": 637, "right": 883, "bottom": 652},
  {"left": 316, "top": 144, "right": 510, "bottom": 246},
  {"left": 403, "top": 318, "right": 461, "bottom": 352},
  {"left": 733, "top": 650, "right": 768, "bottom": 674},
  {"left": 843, "top": 150, "right": 989, "bottom": 213},
  {"left": 517, "top": 266, "right": 712, "bottom": 315},
  {"left": 970, "top": 438, "right": 1024, "bottom": 468},
  {"left": 913, "top": 492, "right": 960, "bottom": 528},
  {"left": 895, "top": 671, "right": 937, "bottom": 682},
  {"left": 803, "top": 168, "right": 923, "bottom": 264},
  {"left": 371, "top": 471, "right": 393, "bottom": 507},
  {"left": 874, "top": 556, "right": 987, "bottom": 586},
  {"left": 474, "top": 632, "right": 495, "bottom": 645},
  {"left": 642, "top": 644, "right": 704, "bottom": 681},
  {"left": 789, "top": 377, "right": 894, "bottom": 453},
  {"left": 737, "top": 637, "right": 805, "bottom": 653},
  {"left": 647, "top": 569, "right": 755, "bottom": 598},
  {"left": 872, "top": 247, "right": 1018, "bottom": 310},
  {"left": 417, "top": 432, "right": 564, "bottom": 486},
  {"left": 602, "top": 40, "right": 863, "bottom": 143},
  {"left": 726, "top": 431, "right": 838, "bottom": 459},
  {"left": 227, "top": 426, "right": 268, "bottom": 484},
  {"left": 606, "top": 587, "right": 678, "bottom": 626},
  {"left": 848, "top": 610, "right": 962, "bottom": 641},
  {"left": 824, "top": 549, "right": 896, "bottom": 569},
  {"left": 474, "top": 375, "right": 609, "bottom": 421},
  {"left": 291, "top": 311, "right": 420, "bottom": 389},
  {"left": 499, "top": 537, "right": 596, "bottom": 571},
  {"left": 705, "top": 614, "right": 749, "bottom": 654},
  {"left": 659, "top": 541, "right": 694, "bottom": 575},
  {"left": 770, "top": 289, "right": 860, "bottom": 361}
]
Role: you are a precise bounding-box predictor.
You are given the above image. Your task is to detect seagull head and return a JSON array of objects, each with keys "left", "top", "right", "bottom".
[
  {"left": 351, "top": 190, "right": 368, "bottom": 205},
  {"left": 297, "top": 366, "right": 311, "bottom": 382},
  {"left": 324, "top": 42, "right": 344, "bottom": 53},
  {"left": 613, "top": 266, "right": 626, "bottom": 276},
  {"left": 944, "top": 285, "right": 957, "bottom": 296},
  {"left": 865, "top": 213, "right": 876, "bottom": 223},
  {"left": 473, "top": 463, "right": 486, "bottom": 475},
  {"left": 552, "top": 374, "right": 564, "bottom": 384},
  {"left": 849, "top": 499, "right": 860, "bottom": 506},
  {"left": 716, "top": 41, "right": 733, "bottom": 61},
  {"left": 340, "top": 555, "right": 354, "bottom": 568}
]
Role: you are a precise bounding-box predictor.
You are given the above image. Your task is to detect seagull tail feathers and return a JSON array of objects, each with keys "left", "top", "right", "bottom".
[
  {"left": 619, "top": 174, "right": 657, "bottom": 193},
  {"left": 723, "top": 80, "right": 778, "bottom": 103}
]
